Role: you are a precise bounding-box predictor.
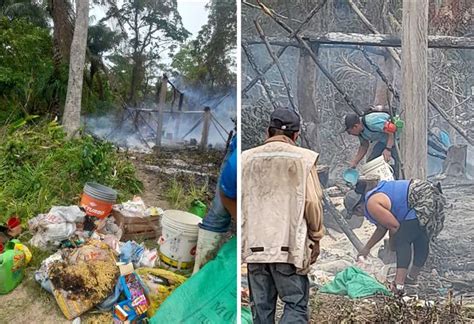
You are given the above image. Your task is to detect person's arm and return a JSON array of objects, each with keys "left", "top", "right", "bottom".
[
  {"left": 220, "top": 191, "right": 236, "bottom": 222},
  {"left": 304, "top": 165, "right": 324, "bottom": 263},
  {"left": 383, "top": 133, "right": 394, "bottom": 162},
  {"left": 366, "top": 193, "right": 400, "bottom": 232},
  {"left": 219, "top": 149, "right": 237, "bottom": 222},
  {"left": 350, "top": 139, "right": 369, "bottom": 168},
  {"left": 358, "top": 225, "right": 387, "bottom": 257}
]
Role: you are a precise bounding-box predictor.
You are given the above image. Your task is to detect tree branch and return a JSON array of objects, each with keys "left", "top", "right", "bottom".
[
  {"left": 256, "top": 0, "right": 363, "bottom": 116},
  {"left": 241, "top": 41, "right": 279, "bottom": 110},
  {"left": 254, "top": 19, "right": 297, "bottom": 112},
  {"left": 242, "top": 0, "right": 328, "bottom": 96}
]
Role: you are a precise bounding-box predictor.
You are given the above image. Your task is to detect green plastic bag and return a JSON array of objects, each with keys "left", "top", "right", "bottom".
[
  {"left": 151, "top": 237, "right": 237, "bottom": 323},
  {"left": 320, "top": 266, "right": 392, "bottom": 299},
  {"left": 241, "top": 307, "right": 253, "bottom": 324}
]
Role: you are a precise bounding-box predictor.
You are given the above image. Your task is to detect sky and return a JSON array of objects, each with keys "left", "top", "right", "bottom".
[{"left": 177, "top": 0, "right": 209, "bottom": 39}]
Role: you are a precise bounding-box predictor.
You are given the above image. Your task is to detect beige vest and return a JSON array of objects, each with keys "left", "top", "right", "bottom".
[{"left": 242, "top": 139, "right": 319, "bottom": 273}]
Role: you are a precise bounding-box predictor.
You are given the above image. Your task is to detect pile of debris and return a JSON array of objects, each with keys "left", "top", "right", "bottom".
[{"left": 0, "top": 181, "right": 212, "bottom": 323}]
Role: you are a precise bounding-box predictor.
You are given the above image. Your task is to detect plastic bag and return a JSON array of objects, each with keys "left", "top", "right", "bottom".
[
  {"left": 119, "top": 241, "right": 145, "bottom": 266},
  {"left": 135, "top": 268, "right": 187, "bottom": 317},
  {"left": 151, "top": 237, "right": 237, "bottom": 323},
  {"left": 320, "top": 266, "right": 392, "bottom": 299},
  {"left": 28, "top": 206, "right": 85, "bottom": 249}
]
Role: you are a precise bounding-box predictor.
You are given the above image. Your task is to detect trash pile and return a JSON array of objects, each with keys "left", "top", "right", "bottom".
[{"left": 0, "top": 181, "right": 234, "bottom": 323}]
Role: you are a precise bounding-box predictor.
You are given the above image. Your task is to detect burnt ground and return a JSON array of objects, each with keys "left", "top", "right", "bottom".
[{"left": 0, "top": 147, "right": 224, "bottom": 324}]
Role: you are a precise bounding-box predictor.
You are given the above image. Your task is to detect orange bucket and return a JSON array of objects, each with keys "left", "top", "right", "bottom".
[{"left": 80, "top": 183, "right": 117, "bottom": 219}]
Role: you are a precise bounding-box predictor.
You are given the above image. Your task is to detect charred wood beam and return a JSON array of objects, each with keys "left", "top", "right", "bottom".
[
  {"left": 242, "top": 0, "right": 327, "bottom": 96},
  {"left": 242, "top": 41, "right": 279, "bottom": 110},
  {"left": 242, "top": 1, "right": 303, "bottom": 23},
  {"left": 245, "top": 32, "right": 474, "bottom": 49},
  {"left": 256, "top": 0, "right": 363, "bottom": 116},
  {"left": 254, "top": 19, "right": 297, "bottom": 112},
  {"left": 323, "top": 191, "right": 364, "bottom": 253},
  {"left": 347, "top": 0, "right": 402, "bottom": 66}
]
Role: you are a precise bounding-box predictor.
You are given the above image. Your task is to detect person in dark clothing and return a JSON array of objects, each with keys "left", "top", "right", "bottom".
[{"left": 344, "top": 179, "right": 445, "bottom": 294}]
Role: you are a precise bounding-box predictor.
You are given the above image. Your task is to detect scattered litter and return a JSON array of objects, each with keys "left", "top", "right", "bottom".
[
  {"left": 28, "top": 206, "right": 86, "bottom": 249},
  {"left": 135, "top": 268, "right": 187, "bottom": 317},
  {"left": 48, "top": 241, "right": 119, "bottom": 319}
]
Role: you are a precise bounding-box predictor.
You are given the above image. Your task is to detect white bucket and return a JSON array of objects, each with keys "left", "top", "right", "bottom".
[
  {"left": 360, "top": 155, "right": 394, "bottom": 181},
  {"left": 158, "top": 210, "right": 201, "bottom": 270}
]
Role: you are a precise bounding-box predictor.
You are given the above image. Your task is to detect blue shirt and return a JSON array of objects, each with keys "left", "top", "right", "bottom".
[
  {"left": 364, "top": 180, "right": 417, "bottom": 225},
  {"left": 359, "top": 112, "right": 391, "bottom": 144},
  {"left": 219, "top": 137, "right": 237, "bottom": 199}
]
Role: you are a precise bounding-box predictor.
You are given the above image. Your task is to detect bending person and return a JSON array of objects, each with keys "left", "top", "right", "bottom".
[{"left": 344, "top": 179, "right": 445, "bottom": 294}]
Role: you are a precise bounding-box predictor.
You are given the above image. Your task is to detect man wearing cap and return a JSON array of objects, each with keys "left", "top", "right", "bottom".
[
  {"left": 343, "top": 112, "right": 399, "bottom": 178},
  {"left": 344, "top": 179, "right": 445, "bottom": 294},
  {"left": 242, "top": 108, "right": 324, "bottom": 323}
]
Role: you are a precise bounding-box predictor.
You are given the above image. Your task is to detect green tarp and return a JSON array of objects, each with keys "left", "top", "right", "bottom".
[
  {"left": 320, "top": 266, "right": 392, "bottom": 299},
  {"left": 241, "top": 307, "right": 253, "bottom": 324},
  {"left": 151, "top": 237, "right": 237, "bottom": 323}
]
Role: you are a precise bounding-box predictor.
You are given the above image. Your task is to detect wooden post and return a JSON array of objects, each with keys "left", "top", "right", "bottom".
[
  {"left": 156, "top": 74, "right": 168, "bottom": 148},
  {"left": 400, "top": 0, "right": 429, "bottom": 179},
  {"left": 200, "top": 107, "right": 211, "bottom": 150},
  {"left": 178, "top": 93, "right": 184, "bottom": 111}
]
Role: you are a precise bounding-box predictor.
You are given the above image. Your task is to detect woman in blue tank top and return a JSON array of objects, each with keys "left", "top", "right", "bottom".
[{"left": 344, "top": 179, "right": 445, "bottom": 294}]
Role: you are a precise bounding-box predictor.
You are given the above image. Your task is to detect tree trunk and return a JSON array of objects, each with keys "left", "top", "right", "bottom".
[
  {"left": 49, "top": 0, "right": 73, "bottom": 64},
  {"left": 401, "top": 0, "right": 429, "bottom": 179},
  {"left": 62, "top": 0, "right": 89, "bottom": 138},
  {"left": 297, "top": 44, "right": 320, "bottom": 152}
]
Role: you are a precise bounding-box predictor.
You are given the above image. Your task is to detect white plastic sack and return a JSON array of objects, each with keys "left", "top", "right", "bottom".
[{"left": 28, "top": 206, "right": 86, "bottom": 249}]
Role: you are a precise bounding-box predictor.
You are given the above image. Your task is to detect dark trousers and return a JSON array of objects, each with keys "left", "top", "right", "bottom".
[
  {"left": 394, "top": 219, "right": 430, "bottom": 269},
  {"left": 247, "top": 263, "right": 309, "bottom": 324},
  {"left": 369, "top": 141, "right": 400, "bottom": 179}
]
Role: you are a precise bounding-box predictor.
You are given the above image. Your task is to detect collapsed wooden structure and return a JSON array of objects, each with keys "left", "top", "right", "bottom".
[{"left": 243, "top": 0, "right": 473, "bottom": 252}]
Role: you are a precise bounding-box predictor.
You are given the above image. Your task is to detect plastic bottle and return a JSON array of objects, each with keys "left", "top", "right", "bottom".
[{"left": 0, "top": 239, "right": 26, "bottom": 294}]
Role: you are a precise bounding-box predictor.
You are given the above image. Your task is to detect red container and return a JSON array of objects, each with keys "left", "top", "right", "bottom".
[
  {"left": 7, "top": 217, "right": 20, "bottom": 230},
  {"left": 80, "top": 193, "right": 114, "bottom": 219}
]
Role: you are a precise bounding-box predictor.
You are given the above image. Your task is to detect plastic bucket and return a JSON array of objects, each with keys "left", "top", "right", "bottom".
[
  {"left": 159, "top": 210, "right": 201, "bottom": 270},
  {"left": 80, "top": 182, "right": 117, "bottom": 219},
  {"left": 360, "top": 155, "right": 394, "bottom": 181}
]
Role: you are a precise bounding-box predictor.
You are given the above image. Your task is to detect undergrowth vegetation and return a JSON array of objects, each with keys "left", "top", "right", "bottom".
[
  {"left": 0, "top": 119, "right": 143, "bottom": 223},
  {"left": 165, "top": 176, "right": 211, "bottom": 210}
]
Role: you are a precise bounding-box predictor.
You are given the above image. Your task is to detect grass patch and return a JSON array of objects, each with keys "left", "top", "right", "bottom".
[
  {"left": 0, "top": 119, "right": 143, "bottom": 224},
  {"left": 165, "top": 175, "right": 211, "bottom": 210}
]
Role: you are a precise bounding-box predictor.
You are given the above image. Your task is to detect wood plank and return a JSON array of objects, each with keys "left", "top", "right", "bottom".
[{"left": 245, "top": 32, "right": 474, "bottom": 49}]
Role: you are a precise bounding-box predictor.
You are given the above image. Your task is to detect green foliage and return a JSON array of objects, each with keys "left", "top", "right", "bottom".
[
  {"left": 172, "top": 0, "right": 236, "bottom": 89},
  {"left": 0, "top": 18, "right": 59, "bottom": 119},
  {"left": 0, "top": 119, "right": 143, "bottom": 223}
]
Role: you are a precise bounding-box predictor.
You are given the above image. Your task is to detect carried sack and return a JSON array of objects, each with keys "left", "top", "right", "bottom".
[{"left": 408, "top": 180, "right": 446, "bottom": 239}]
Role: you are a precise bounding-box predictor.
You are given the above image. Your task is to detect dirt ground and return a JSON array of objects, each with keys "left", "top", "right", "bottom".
[{"left": 0, "top": 147, "right": 224, "bottom": 324}]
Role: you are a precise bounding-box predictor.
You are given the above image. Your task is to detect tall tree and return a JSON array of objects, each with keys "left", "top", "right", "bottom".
[
  {"left": 190, "top": 0, "right": 237, "bottom": 89},
  {"left": 62, "top": 0, "right": 89, "bottom": 138},
  {"left": 47, "top": 0, "right": 74, "bottom": 64},
  {"left": 103, "top": 0, "right": 189, "bottom": 106}
]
